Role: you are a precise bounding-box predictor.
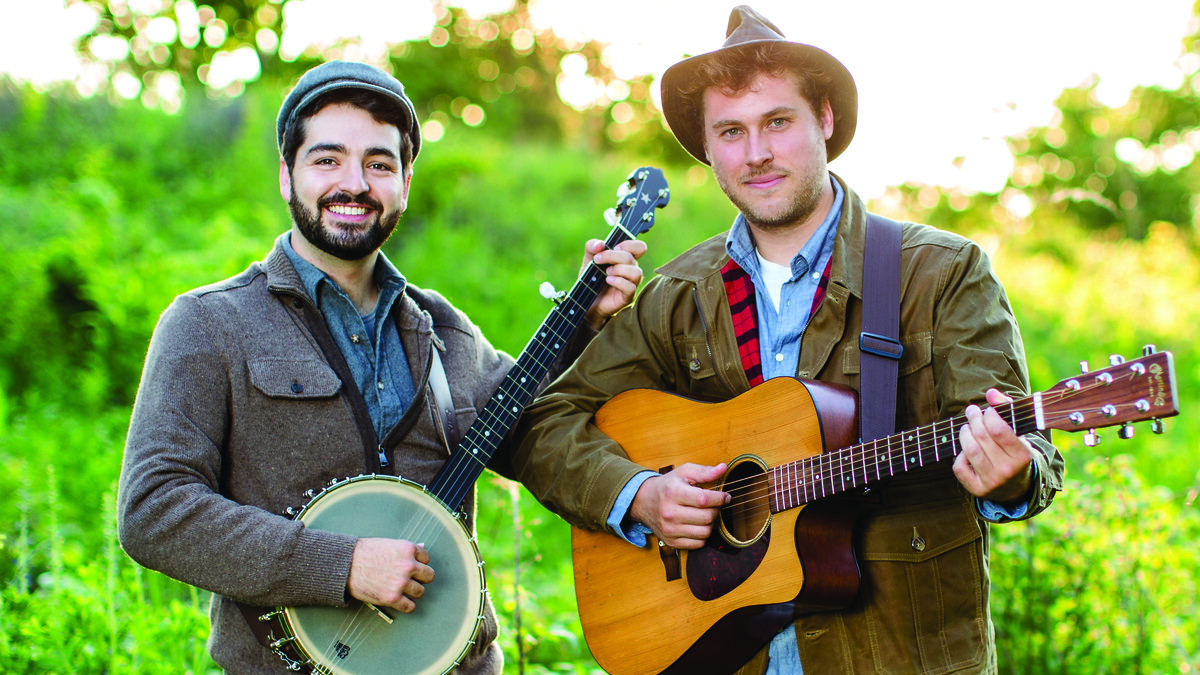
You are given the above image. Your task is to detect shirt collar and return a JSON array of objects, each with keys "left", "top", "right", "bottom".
[
  {"left": 281, "top": 233, "right": 407, "bottom": 312},
  {"left": 725, "top": 176, "right": 844, "bottom": 279}
]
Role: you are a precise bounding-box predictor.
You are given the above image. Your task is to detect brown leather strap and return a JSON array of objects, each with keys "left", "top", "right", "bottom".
[{"left": 859, "top": 213, "right": 903, "bottom": 443}]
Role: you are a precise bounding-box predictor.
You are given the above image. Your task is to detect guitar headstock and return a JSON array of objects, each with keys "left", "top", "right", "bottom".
[
  {"left": 1037, "top": 347, "right": 1178, "bottom": 440},
  {"left": 614, "top": 167, "right": 669, "bottom": 238}
]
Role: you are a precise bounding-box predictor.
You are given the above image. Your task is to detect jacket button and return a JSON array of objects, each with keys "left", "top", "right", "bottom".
[
  {"left": 689, "top": 358, "right": 701, "bottom": 372},
  {"left": 911, "top": 536, "right": 926, "bottom": 552},
  {"left": 291, "top": 381, "right": 304, "bottom": 394}
]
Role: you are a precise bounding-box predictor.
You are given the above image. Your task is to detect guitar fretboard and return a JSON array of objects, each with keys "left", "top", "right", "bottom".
[{"left": 768, "top": 399, "right": 1034, "bottom": 511}]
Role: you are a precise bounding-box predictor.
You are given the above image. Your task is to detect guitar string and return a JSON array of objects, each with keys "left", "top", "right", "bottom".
[
  {"left": 314, "top": 179, "right": 661, "bottom": 669},
  {"left": 713, "top": 367, "right": 1151, "bottom": 516}
]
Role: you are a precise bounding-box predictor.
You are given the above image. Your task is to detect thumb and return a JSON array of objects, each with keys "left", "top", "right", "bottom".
[{"left": 680, "top": 462, "right": 727, "bottom": 485}]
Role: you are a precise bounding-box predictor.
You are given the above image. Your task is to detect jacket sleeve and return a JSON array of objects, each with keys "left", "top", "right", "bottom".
[
  {"left": 509, "top": 275, "right": 686, "bottom": 530},
  {"left": 117, "top": 293, "right": 356, "bottom": 608},
  {"left": 926, "top": 238, "right": 1064, "bottom": 520}
]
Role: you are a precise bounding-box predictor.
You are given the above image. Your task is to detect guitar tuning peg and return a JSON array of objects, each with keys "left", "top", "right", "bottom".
[
  {"left": 616, "top": 181, "right": 633, "bottom": 199},
  {"left": 1151, "top": 419, "right": 1165, "bottom": 434},
  {"left": 1108, "top": 354, "right": 1125, "bottom": 366},
  {"left": 1118, "top": 423, "right": 1135, "bottom": 440},
  {"left": 1142, "top": 344, "right": 1157, "bottom": 356},
  {"left": 603, "top": 207, "right": 618, "bottom": 226},
  {"left": 1079, "top": 360, "right": 1090, "bottom": 374},
  {"left": 1083, "top": 429, "right": 1101, "bottom": 447}
]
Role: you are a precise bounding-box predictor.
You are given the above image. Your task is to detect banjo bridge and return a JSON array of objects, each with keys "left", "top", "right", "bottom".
[{"left": 364, "top": 601, "right": 394, "bottom": 625}]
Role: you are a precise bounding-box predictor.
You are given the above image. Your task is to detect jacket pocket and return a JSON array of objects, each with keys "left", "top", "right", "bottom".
[
  {"left": 674, "top": 336, "right": 715, "bottom": 382},
  {"left": 854, "top": 498, "right": 990, "bottom": 674},
  {"left": 248, "top": 358, "right": 342, "bottom": 399}
]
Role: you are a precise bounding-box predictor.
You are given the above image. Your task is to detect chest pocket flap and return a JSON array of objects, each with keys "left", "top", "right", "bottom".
[
  {"left": 857, "top": 497, "right": 982, "bottom": 563},
  {"left": 248, "top": 358, "right": 342, "bottom": 399}
]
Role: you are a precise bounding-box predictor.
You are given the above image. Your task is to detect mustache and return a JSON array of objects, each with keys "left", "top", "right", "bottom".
[{"left": 319, "top": 192, "right": 384, "bottom": 212}]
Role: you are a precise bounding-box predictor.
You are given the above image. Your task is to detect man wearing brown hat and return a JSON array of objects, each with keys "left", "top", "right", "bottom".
[
  {"left": 512, "top": 6, "right": 1063, "bottom": 674},
  {"left": 117, "top": 60, "right": 647, "bottom": 673}
]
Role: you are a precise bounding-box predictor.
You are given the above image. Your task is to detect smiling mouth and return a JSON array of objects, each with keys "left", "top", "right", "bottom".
[{"left": 326, "top": 204, "right": 372, "bottom": 216}]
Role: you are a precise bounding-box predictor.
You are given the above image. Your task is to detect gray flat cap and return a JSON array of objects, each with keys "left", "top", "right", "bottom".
[{"left": 277, "top": 60, "right": 421, "bottom": 160}]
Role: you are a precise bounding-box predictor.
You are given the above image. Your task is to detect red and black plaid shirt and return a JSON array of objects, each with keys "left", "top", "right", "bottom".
[{"left": 719, "top": 256, "right": 833, "bottom": 387}]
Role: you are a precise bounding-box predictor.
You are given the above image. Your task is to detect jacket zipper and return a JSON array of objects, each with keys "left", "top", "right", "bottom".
[{"left": 692, "top": 285, "right": 738, "bottom": 393}]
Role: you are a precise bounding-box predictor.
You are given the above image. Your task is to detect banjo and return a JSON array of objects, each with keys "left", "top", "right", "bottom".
[{"left": 256, "top": 167, "right": 669, "bottom": 674}]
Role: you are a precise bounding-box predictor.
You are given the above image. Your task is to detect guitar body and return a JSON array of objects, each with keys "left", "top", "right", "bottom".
[{"left": 572, "top": 378, "right": 860, "bottom": 675}]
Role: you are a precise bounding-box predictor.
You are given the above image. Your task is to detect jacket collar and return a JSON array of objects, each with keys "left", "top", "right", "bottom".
[
  {"left": 827, "top": 174, "right": 869, "bottom": 301},
  {"left": 264, "top": 233, "right": 308, "bottom": 298}
]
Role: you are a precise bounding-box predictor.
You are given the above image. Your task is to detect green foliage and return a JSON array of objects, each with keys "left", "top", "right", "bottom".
[
  {"left": 3, "top": 17, "right": 1199, "bottom": 671},
  {"left": 992, "top": 456, "right": 1200, "bottom": 675}
]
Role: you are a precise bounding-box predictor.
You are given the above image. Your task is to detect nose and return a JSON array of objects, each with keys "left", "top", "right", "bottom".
[
  {"left": 746, "top": 129, "right": 773, "bottom": 167},
  {"left": 335, "top": 163, "right": 370, "bottom": 195}
]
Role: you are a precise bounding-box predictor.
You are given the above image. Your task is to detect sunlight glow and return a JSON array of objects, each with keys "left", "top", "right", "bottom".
[{"left": 1, "top": 0, "right": 1195, "bottom": 196}]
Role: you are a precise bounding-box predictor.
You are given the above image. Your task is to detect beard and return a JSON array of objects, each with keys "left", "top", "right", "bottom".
[
  {"left": 714, "top": 135, "right": 830, "bottom": 232},
  {"left": 289, "top": 190, "right": 401, "bottom": 261}
]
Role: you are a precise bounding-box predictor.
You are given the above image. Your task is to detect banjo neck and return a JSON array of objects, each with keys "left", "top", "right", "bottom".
[{"left": 427, "top": 168, "right": 669, "bottom": 511}]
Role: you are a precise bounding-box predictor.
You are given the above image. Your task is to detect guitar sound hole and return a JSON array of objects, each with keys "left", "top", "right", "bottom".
[{"left": 719, "top": 458, "right": 770, "bottom": 546}]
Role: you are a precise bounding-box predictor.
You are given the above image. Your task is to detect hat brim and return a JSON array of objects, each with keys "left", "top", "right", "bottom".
[{"left": 660, "top": 40, "right": 857, "bottom": 165}]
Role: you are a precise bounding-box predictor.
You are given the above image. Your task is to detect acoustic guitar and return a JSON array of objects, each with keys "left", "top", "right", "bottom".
[
  {"left": 571, "top": 349, "right": 1178, "bottom": 675},
  {"left": 253, "top": 167, "right": 669, "bottom": 675}
]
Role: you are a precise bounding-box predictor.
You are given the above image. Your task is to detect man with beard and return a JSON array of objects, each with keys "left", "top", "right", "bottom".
[
  {"left": 511, "top": 6, "right": 1063, "bottom": 675},
  {"left": 117, "top": 61, "right": 646, "bottom": 674}
]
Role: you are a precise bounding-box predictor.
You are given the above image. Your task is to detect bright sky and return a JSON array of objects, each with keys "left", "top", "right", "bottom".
[{"left": 3, "top": 0, "right": 1197, "bottom": 197}]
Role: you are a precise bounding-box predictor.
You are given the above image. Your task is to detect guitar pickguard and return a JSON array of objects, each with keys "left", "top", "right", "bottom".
[{"left": 685, "top": 530, "right": 770, "bottom": 601}]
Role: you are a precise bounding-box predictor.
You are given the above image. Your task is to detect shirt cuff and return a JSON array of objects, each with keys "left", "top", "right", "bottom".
[
  {"left": 975, "top": 463, "right": 1038, "bottom": 523},
  {"left": 606, "top": 471, "right": 657, "bottom": 546}
]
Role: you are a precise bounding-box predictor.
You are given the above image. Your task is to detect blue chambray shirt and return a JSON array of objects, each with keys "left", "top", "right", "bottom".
[{"left": 283, "top": 234, "right": 418, "bottom": 444}]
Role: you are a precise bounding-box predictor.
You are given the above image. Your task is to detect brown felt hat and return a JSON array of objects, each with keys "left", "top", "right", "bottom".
[{"left": 660, "top": 5, "right": 858, "bottom": 165}]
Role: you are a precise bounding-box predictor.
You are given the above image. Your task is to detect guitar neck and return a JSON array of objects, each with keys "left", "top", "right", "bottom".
[
  {"left": 767, "top": 401, "right": 1032, "bottom": 512},
  {"left": 768, "top": 347, "right": 1178, "bottom": 512},
  {"left": 427, "top": 228, "right": 637, "bottom": 510}
]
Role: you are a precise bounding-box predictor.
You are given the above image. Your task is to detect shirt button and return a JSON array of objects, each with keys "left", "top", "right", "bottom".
[
  {"left": 811, "top": 272, "right": 820, "bottom": 281},
  {"left": 350, "top": 334, "right": 362, "bottom": 344},
  {"left": 775, "top": 353, "right": 785, "bottom": 362},
  {"left": 377, "top": 382, "right": 385, "bottom": 390}
]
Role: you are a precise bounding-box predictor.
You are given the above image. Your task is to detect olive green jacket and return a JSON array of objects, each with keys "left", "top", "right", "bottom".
[{"left": 513, "top": 179, "right": 1064, "bottom": 674}]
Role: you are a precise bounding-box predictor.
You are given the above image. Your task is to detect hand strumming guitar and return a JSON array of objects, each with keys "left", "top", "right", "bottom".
[{"left": 629, "top": 463, "right": 730, "bottom": 549}]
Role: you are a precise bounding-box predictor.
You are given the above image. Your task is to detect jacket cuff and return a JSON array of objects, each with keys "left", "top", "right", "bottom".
[{"left": 292, "top": 526, "right": 358, "bottom": 606}]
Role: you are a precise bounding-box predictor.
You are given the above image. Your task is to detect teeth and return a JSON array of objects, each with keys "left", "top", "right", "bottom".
[{"left": 328, "top": 204, "right": 369, "bottom": 216}]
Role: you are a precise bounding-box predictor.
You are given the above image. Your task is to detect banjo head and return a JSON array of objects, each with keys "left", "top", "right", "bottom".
[{"left": 282, "top": 475, "right": 485, "bottom": 675}]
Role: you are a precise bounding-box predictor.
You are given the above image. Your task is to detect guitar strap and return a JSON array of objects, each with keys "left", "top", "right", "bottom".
[{"left": 859, "top": 213, "right": 904, "bottom": 443}]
